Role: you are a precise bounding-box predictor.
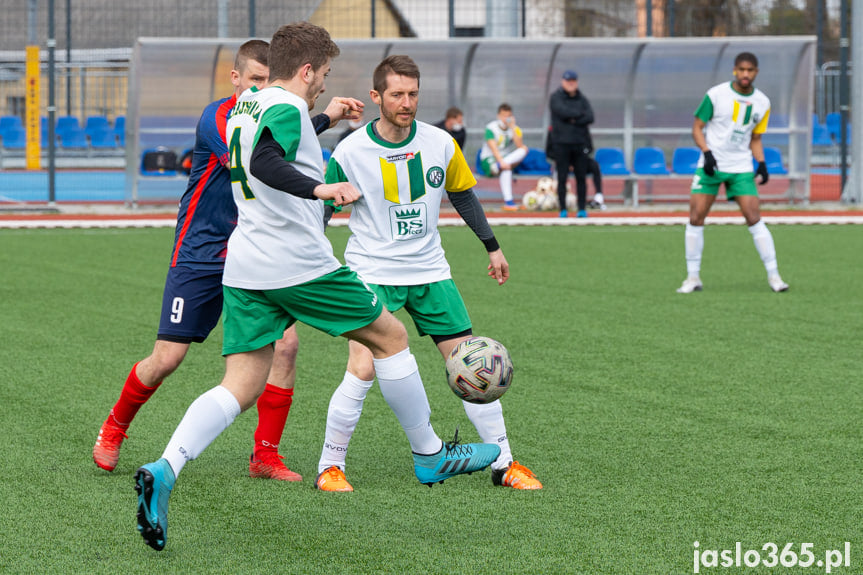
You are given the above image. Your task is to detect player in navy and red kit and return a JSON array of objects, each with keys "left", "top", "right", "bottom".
[{"left": 93, "top": 39, "right": 363, "bottom": 481}]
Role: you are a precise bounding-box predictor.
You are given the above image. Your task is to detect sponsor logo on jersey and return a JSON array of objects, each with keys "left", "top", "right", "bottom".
[
  {"left": 386, "top": 152, "right": 416, "bottom": 162},
  {"left": 389, "top": 202, "right": 427, "bottom": 241}
]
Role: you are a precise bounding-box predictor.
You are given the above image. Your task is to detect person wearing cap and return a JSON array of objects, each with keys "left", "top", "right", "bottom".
[{"left": 548, "top": 69, "right": 594, "bottom": 218}]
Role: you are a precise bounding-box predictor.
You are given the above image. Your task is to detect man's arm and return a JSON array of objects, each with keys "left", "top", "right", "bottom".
[
  {"left": 249, "top": 128, "right": 360, "bottom": 205},
  {"left": 447, "top": 189, "right": 509, "bottom": 285},
  {"left": 692, "top": 117, "right": 709, "bottom": 152}
]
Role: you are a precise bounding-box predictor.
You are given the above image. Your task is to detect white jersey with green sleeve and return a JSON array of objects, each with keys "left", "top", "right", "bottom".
[
  {"left": 695, "top": 81, "right": 771, "bottom": 173},
  {"left": 223, "top": 85, "right": 341, "bottom": 289},
  {"left": 479, "top": 120, "right": 522, "bottom": 162},
  {"left": 326, "top": 119, "right": 477, "bottom": 285}
]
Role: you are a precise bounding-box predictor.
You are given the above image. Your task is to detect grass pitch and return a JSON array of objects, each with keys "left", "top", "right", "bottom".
[{"left": 0, "top": 223, "right": 860, "bottom": 574}]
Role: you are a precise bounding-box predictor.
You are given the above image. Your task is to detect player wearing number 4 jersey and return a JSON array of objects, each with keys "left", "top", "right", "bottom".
[
  {"left": 94, "top": 39, "right": 355, "bottom": 483},
  {"left": 678, "top": 51, "right": 788, "bottom": 294},
  {"left": 316, "top": 55, "right": 541, "bottom": 493},
  {"left": 134, "top": 23, "right": 499, "bottom": 552}
]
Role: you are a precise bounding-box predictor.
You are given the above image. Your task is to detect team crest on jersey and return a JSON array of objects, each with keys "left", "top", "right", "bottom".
[
  {"left": 389, "top": 202, "right": 427, "bottom": 241},
  {"left": 426, "top": 166, "right": 444, "bottom": 188}
]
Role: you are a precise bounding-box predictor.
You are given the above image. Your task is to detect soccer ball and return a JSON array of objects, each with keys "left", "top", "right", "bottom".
[
  {"left": 539, "top": 192, "right": 558, "bottom": 211},
  {"left": 522, "top": 190, "right": 540, "bottom": 210},
  {"left": 445, "top": 336, "right": 514, "bottom": 404}
]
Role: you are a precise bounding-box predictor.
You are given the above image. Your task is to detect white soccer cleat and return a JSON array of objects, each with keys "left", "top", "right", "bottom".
[
  {"left": 768, "top": 275, "right": 789, "bottom": 292},
  {"left": 676, "top": 277, "right": 703, "bottom": 294}
]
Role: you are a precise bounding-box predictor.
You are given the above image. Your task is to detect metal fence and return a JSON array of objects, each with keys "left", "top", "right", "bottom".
[{"left": 0, "top": 0, "right": 851, "bottom": 204}]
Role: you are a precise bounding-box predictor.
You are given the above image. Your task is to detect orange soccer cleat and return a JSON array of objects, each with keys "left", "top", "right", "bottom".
[
  {"left": 491, "top": 461, "right": 543, "bottom": 490},
  {"left": 315, "top": 466, "right": 353, "bottom": 492}
]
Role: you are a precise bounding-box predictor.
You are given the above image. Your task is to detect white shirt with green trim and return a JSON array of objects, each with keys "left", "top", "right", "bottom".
[
  {"left": 696, "top": 81, "right": 771, "bottom": 173},
  {"left": 479, "top": 119, "right": 522, "bottom": 162},
  {"left": 223, "top": 86, "right": 340, "bottom": 289},
  {"left": 327, "top": 120, "right": 477, "bottom": 285}
]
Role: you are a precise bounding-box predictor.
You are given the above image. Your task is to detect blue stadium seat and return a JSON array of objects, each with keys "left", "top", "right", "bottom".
[
  {"left": 754, "top": 147, "right": 788, "bottom": 175},
  {"left": 0, "top": 115, "right": 23, "bottom": 136},
  {"left": 671, "top": 147, "right": 700, "bottom": 175},
  {"left": 824, "top": 112, "right": 849, "bottom": 143},
  {"left": 633, "top": 147, "right": 670, "bottom": 175},
  {"left": 322, "top": 147, "right": 332, "bottom": 164},
  {"left": 89, "top": 128, "right": 118, "bottom": 149},
  {"left": 811, "top": 122, "right": 833, "bottom": 147},
  {"left": 114, "top": 116, "right": 126, "bottom": 146},
  {"left": 59, "top": 128, "right": 89, "bottom": 149},
  {"left": 85, "top": 116, "right": 111, "bottom": 137},
  {"left": 56, "top": 116, "right": 81, "bottom": 138},
  {"left": 514, "top": 147, "right": 552, "bottom": 175},
  {"left": 594, "top": 147, "right": 629, "bottom": 175},
  {"left": 1, "top": 128, "right": 26, "bottom": 149}
]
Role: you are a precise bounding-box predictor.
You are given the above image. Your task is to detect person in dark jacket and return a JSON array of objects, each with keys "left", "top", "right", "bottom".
[
  {"left": 548, "top": 69, "right": 594, "bottom": 217},
  {"left": 434, "top": 107, "right": 466, "bottom": 150}
]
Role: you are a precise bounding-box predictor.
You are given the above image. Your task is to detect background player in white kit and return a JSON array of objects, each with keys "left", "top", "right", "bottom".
[
  {"left": 315, "top": 55, "right": 541, "bottom": 493},
  {"left": 678, "top": 51, "right": 789, "bottom": 294},
  {"left": 133, "top": 23, "right": 500, "bottom": 552}
]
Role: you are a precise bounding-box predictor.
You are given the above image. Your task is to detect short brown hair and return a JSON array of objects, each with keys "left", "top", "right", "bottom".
[
  {"left": 445, "top": 107, "right": 463, "bottom": 119},
  {"left": 268, "top": 22, "right": 340, "bottom": 82},
  {"left": 234, "top": 39, "right": 269, "bottom": 72},
  {"left": 497, "top": 103, "right": 512, "bottom": 113},
  {"left": 373, "top": 55, "right": 420, "bottom": 94}
]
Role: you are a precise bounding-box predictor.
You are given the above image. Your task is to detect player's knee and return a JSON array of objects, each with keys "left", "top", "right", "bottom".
[{"left": 274, "top": 331, "right": 299, "bottom": 362}]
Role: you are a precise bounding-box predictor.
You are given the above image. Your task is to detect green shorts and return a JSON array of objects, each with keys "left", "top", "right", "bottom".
[
  {"left": 369, "top": 279, "right": 471, "bottom": 338},
  {"left": 222, "top": 266, "right": 383, "bottom": 355},
  {"left": 690, "top": 168, "right": 758, "bottom": 198},
  {"left": 479, "top": 157, "right": 498, "bottom": 178}
]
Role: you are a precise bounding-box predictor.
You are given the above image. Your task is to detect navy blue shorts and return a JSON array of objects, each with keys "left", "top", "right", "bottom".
[{"left": 157, "top": 266, "right": 224, "bottom": 343}]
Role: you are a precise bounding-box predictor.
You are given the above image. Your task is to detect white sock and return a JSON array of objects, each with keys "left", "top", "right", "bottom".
[
  {"left": 684, "top": 223, "right": 704, "bottom": 278},
  {"left": 748, "top": 220, "right": 779, "bottom": 276},
  {"left": 374, "top": 348, "right": 442, "bottom": 455},
  {"left": 162, "top": 385, "right": 241, "bottom": 478},
  {"left": 318, "top": 371, "right": 374, "bottom": 473},
  {"left": 463, "top": 399, "right": 512, "bottom": 470},
  {"left": 499, "top": 170, "right": 514, "bottom": 202},
  {"left": 594, "top": 192, "right": 605, "bottom": 205}
]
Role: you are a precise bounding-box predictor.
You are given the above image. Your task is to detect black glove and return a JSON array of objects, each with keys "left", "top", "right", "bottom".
[
  {"left": 702, "top": 150, "right": 716, "bottom": 176},
  {"left": 756, "top": 161, "right": 769, "bottom": 185}
]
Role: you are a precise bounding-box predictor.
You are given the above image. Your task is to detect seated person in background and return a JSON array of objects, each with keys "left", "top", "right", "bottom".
[
  {"left": 434, "top": 106, "right": 466, "bottom": 150},
  {"left": 479, "top": 103, "right": 528, "bottom": 211}
]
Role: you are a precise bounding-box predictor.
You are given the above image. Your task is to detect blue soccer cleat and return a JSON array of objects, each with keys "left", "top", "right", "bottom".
[
  {"left": 134, "top": 458, "right": 175, "bottom": 551},
  {"left": 413, "top": 428, "right": 501, "bottom": 486},
  {"left": 576, "top": 209, "right": 588, "bottom": 218}
]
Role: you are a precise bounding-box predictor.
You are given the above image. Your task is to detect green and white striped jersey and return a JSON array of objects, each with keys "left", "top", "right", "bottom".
[
  {"left": 695, "top": 81, "right": 771, "bottom": 173},
  {"left": 224, "top": 85, "right": 340, "bottom": 289},
  {"left": 326, "top": 120, "right": 476, "bottom": 285}
]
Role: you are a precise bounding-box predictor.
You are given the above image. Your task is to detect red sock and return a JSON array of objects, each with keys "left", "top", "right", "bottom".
[
  {"left": 108, "top": 362, "right": 162, "bottom": 430},
  {"left": 254, "top": 384, "right": 294, "bottom": 455}
]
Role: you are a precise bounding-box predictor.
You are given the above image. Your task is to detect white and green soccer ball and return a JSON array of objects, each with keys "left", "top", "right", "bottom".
[{"left": 445, "top": 336, "right": 514, "bottom": 404}]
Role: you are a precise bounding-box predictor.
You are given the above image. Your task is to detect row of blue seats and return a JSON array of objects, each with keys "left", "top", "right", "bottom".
[
  {"left": 0, "top": 115, "right": 126, "bottom": 149},
  {"left": 813, "top": 113, "right": 851, "bottom": 146},
  {"left": 481, "top": 146, "right": 789, "bottom": 177},
  {"left": 594, "top": 146, "right": 788, "bottom": 176}
]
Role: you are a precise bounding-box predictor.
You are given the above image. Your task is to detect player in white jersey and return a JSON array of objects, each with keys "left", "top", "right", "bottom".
[
  {"left": 479, "top": 103, "right": 529, "bottom": 210},
  {"left": 132, "top": 24, "right": 500, "bottom": 552},
  {"left": 677, "top": 52, "right": 789, "bottom": 294},
  {"left": 315, "top": 55, "right": 541, "bottom": 493}
]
